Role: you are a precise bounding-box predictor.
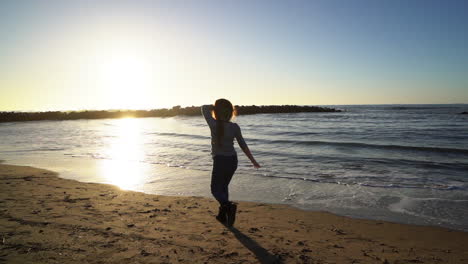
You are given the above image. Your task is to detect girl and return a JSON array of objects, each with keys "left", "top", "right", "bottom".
[{"left": 202, "top": 99, "right": 260, "bottom": 227}]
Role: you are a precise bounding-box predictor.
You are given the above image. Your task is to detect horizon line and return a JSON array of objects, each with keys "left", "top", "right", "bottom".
[
  {"left": 1, "top": 103, "right": 467, "bottom": 113},
  {"left": 0, "top": 103, "right": 468, "bottom": 113}
]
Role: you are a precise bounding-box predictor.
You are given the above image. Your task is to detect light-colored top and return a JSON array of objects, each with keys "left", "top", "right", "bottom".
[{"left": 201, "top": 105, "right": 247, "bottom": 156}]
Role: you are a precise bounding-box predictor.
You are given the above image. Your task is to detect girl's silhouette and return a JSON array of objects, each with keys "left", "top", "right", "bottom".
[{"left": 202, "top": 99, "right": 260, "bottom": 227}]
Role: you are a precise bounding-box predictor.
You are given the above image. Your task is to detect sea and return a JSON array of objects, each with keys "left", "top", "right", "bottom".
[{"left": 1, "top": 104, "right": 467, "bottom": 231}]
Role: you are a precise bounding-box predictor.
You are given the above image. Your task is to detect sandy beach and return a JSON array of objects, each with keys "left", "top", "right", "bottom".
[{"left": 1, "top": 163, "right": 467, "bottom": 264}]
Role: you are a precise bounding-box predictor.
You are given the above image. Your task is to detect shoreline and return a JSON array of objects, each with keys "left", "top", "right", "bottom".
[
  {"left": 1, "top": 163, "right": 468, "bottom": 263},
  {"left": 7, "top": 157, "right": 467, "bottom": 233},
  {"left": 7, "top": 156, "right": 468, "bottom": 233}
]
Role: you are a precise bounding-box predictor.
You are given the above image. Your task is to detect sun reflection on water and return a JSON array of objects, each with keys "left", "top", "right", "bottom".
[{"left": 99, "top": 118, "right": 148, "bottom": 190}]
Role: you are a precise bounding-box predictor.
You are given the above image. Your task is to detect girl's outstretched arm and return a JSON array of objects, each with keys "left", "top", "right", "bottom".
[
  {"left": 241, "top": 145, "right": 261, "bottom": 169},
  {"left": 234, "top": 124, "right": 261, "bottom": 169}
]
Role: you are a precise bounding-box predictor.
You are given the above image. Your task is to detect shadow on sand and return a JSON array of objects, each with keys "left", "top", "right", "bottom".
[{"left": 228, "top": 227, "right": 282, "bottom": 264}]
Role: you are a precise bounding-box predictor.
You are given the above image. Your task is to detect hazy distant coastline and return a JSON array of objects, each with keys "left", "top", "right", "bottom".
[{"left": 0, "top": 105, "right": 340, "bottom": 123}]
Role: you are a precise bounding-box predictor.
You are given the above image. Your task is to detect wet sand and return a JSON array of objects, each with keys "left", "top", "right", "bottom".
[{"left": 1, "top": 163, "right": 467, "bottom": 264}]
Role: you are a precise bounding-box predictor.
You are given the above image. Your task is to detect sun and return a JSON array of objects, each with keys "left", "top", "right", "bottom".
[{"left": 97, "top": 47, "right": 155, "bottom": 109}]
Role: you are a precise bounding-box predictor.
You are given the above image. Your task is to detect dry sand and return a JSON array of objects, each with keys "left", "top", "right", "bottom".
[{"left": 0, "top": 163, "right": 467, "bottom": 264}]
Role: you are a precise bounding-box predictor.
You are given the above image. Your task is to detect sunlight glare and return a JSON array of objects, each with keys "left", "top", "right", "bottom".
[{"left": 99, "top": 118, "right": 149, "bottom": 190}]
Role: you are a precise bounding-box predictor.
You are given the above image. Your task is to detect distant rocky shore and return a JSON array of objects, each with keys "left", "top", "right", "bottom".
[{"left": 0, "top": 105, "right": 341, "bottom": 123}]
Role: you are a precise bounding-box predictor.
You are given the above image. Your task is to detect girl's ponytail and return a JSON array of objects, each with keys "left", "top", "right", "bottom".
[{"left": 216, "top": 119, "right": 224, "bottom": 146}]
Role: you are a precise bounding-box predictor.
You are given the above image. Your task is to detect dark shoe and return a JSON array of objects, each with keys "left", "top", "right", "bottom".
[
  {"left": 226, "top": 202, "right": 237, "bottom": 227},
  {"left": 216, "top": 204, "right": 228, "bottom": 224}
]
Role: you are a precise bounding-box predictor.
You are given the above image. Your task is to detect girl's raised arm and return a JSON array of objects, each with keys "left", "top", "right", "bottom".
[{"left": 201, "top": 105, "right": 215, "bottom": 127}]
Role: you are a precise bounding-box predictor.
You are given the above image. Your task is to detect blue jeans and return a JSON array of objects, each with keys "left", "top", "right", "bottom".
[{"left": 211, "top": 155, "right": 238, "bottom": 205}]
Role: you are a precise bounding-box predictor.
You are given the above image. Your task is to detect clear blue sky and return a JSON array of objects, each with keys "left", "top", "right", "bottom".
[{"left": 1, "top": 0, "right": 467, "bottom": 111}]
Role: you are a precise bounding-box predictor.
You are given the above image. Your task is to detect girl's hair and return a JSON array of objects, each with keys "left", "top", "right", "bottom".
[{"left": 212, "top": 98, "right": 236, "bottom": 146}]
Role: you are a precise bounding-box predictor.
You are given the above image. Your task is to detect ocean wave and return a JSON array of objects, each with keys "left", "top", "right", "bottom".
[
  {"left": 239, "top": 148, "right": 468, "bottom": 172},
  {"left": 254, "top": 172, "right": 466, "bottom": 191},
  {"left": 249, "top": 138, "right": 468, "bottom": 155},
  {"left": 264, "top": 131, "right": 320, "bottom": 137},
  {"left": 383, "top": 106, "right": 460, "bottom": 110},
  {"left": 144, "top": 132, "right": 210, "bottom": 140},
  {"left": 1, "top": 147, "right": 66, "bottom": 153}
]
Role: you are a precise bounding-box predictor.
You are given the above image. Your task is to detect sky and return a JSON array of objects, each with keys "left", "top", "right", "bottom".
[{"left": 0, "top": 0, "right": 467, "bottom": 111}]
